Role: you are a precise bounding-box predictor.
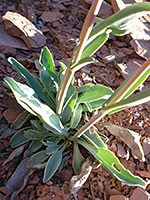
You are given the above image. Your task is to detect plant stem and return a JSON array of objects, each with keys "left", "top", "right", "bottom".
[
  {"left": 70, "top": 110, "right": 107, "bottom": 141},
  {"left": 56, "top": 0, "right": 103, "bottom": 115},
  {"left": 56, "top": 67, "right": 73, "bottom": 115},
  {"left": 73, "top": 0, "right": 103, "bottom": 64},
  {"left": 106, "top": 57, "right": 150, "bottom": 106}
]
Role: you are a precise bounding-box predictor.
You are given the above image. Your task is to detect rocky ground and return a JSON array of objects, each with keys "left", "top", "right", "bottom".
[{"left": 0, "top": 0, "right": 150, "bottom": 199}]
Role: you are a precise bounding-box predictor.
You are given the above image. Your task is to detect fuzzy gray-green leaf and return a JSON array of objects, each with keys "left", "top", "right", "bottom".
[{"left": 43, "top": 149, "right": 63, "bottom": 182}]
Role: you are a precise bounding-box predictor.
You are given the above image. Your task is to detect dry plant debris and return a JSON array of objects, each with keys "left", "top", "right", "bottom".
[{"left": 0, "top": 0, "right": 150, "bottom": 200}]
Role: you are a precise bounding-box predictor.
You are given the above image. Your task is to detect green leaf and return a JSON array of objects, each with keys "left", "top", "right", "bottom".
[
  {"left": 8, "top": 57, "right": 51, "bottom": 106},
  {"left": 11, "top": 111, "right": 32, "bottom": 129},
  {"left": 43, "top": 149, "right": 63, "bottom": 182},
  {"left": 71, "top": 57, "right": 96, "bottom": 72},
  {"left": 70, "top": 104, "right": 82, "bottom": 129},
  {"left": 5, "top": 78, "right": 68, "bottom": 137},
  {"left": 40, "top": 46, "right": 56, "bottom": 75},
  {"left": 90, "top": 3, "right": 150, "bottom": 41},
  {"left": 10, "top": 127, "right": 31, "bottom": 148},
  {"left": 85, "top": 98, "right": 110, "bottom": 112},
  {"left": 81, "top": 32, "right": 109, "bottom": 59},
  {"left": 39, "top": 70, "right": 56, "bottom": 106},
  {"left": 66, "top": 83, "right": 76, "bottom": 101},
  {"left": 27, "top": 140, "right": 43, "bottom": 154},
  {"left": 39, "top": 47, "right": 58, "bottom": 103},
  {"left": 27, "top": 150, "right": 48, "bottom": 168},
  {"left": 24, "top": 130, "right": 52, "bottom": 140},
  {"left": 46, "top": 143, "right": 63, "bottom": 155},
  {"left": 73, "top": 142, "right": 85, "bottom": 173},
  {"left": 107, "top": 25, "right": 129, "bottom": 36},
  {"left": 30, "top": 120, "right": 43, "bottom": 131},
  {"left": 83, "top": 130, "right": 106, "bottom": 148},
  {"left": 77, "top": 139, "right": 146, "bottom": 188},
  {"left": 103, "top": 89, "right": 150, "bottom": 114},
  {"left": 77, "top": 83, "right": 94, "bottom": 94},
  {"left": 59, "top": 62, "right": 67, "bottom": 71},
  {"left": 58, "top": 62, "right": 67, "bottom": 82},
  {"left": 77, "top": 84, "right": 113, "bottom": 104},
  {"left": 61, "top": 91, "right": 78, "bottom": 124}
]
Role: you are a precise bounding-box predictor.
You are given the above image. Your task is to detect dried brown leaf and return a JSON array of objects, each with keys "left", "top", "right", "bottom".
[
  {"left": 70, "top": 157, "right": 92, "bottom": 195},
  {"left": 104, "top": 124, "right": 145, "bottom": 161}
]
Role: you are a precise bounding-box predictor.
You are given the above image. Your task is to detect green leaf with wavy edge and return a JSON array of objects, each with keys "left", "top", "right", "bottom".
[
  {"left": 62, "top": 91, "right": 78, "bottom": 124},
  {"left": 8, "top": 57, "right": 51, "bottom": 107},
  {"left": 90, "top": 3, "right": 150, "bottom": 42},
  {"left": 43, "top": 149, "right": 63, "bottom": 182},
  {"left": 27, "top": 150, "right": 48, "bottom": 168},
  {"left": 77, "top": 139, "right": 146, "bottom": 188},
  {"left": 80, "top": 32, "right": 109, "bottom": 59},
  {"left": 95, "top": 17, "right": 129, "bottom": 36},
  {"left": 102, "top": 89, "right": 150, "bottom": 114},
  {"left": 5, "top": 78, "right": 68, "bottom": 137},
  {"left": 77, "top": 84, "right": 113, "bottom": 104},
  {"left": 71, "top": 57, "right": 96, "bottom": 71},
  {"left": 24, "top": 130, "right": 52, "bottom": 140},
  {"left": 70, "top": 104, "right": 83, "bottom": 129},
  {"left": 10, "top": 127, "right": 31, "bottom": 148},
  {"left": 73, "top": 142, "right": 85, "bottom": 173},
  {"left": 83, "top": 130, "right": 106, "bottom": 148},
  {"left": 107, "top": 25, "right": 129, "bottom": 36}
]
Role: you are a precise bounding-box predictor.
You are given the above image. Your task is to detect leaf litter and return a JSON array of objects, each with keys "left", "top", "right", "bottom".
[{"left": 0, "top": 0, "right": 150, "bottom": 199}]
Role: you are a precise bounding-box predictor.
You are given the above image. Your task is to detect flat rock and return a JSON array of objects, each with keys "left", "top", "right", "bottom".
[
  {"left": 115, "top": 59, "right": 143, "bottom": 79},
  {"left": 135, "top": 170, "right": 150, "bottom": 179},
  {"left": 40, "top": 11, "right": 63, "bottom": 22},
  {"left": 2, "top": 11, "right": 46, "bottom": 49},
  {"left": 3, "top": 108, "right": 20, "bottom": 124},
  {"left": 130, "top": 188, "right": 150, "bottom": 200},
  {"left": 143, "top": 137, "right": 150, "bottom": 156},
  {"left": 109, "top": 194, "right": 128, "bottom": 200},
  {"left": 0, "top": 24, "right": 28, "bottom": 50},
  {"left": 130, "top": 39, "right": 150, "bottom": 60}
]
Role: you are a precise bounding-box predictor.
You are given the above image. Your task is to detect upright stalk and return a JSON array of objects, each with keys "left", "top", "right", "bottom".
[
  {"left": 56, "top": 0, "right": 103, "bottom": 115},
  {"left": 106, "top": 57, "right": 150, "bottom": 106},
  {"left": 70, "top": 110, "right": 107, "bottom": 141}
]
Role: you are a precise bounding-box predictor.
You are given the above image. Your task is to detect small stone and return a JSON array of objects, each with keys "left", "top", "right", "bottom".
[
  {"left": 28, "top": 175, "right": 40, "bottom": 185},
  {"left": 135, "top": 170, "right": 150, "bottom": 179},
  {"left": 130, "top": 188, "right": 150, "bottom": 200},
  {"left": 3, "top": 109, "right": 20, "bottom": 124},
  {"left": 109, "top": 195, "right": 128, "bottom": 200},
  {"left": 143, "top": 137, "right": 150, "bottom": 156},
  {"left": 40, "top": 11, "right": 63, "bottom": 23},
  {"left": 117, "top": 142, "right": 127, "bottom": 159}
]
